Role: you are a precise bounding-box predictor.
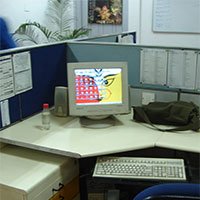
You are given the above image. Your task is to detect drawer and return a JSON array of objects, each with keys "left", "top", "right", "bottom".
[
  {"left": 0, "top": 145, "right": 79, "bottom": 200},
  {"left": 50, "top": 176, "right": 79, "bottom": 200}
]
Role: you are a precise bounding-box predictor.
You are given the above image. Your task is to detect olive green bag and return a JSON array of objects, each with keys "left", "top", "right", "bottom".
[{"left": 133, "top": 101, "right": 200, "bottom": 132}]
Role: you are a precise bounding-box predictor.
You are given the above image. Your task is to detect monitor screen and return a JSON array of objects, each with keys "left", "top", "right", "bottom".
[
  {"left": 67, "top": 62, "right": 130, "bottom": 125},
  {"left": 75, "top": 68, "right": 122, "bottom": 105}
]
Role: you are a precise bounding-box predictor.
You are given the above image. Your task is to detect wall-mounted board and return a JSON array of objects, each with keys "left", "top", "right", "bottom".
[{"left": 153, "top": 0, "right": 200, "bottom": 33}]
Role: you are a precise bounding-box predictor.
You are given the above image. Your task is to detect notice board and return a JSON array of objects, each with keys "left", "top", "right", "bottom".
[{"left": 153, "top": 0, "right": 200, "bottom": 33}]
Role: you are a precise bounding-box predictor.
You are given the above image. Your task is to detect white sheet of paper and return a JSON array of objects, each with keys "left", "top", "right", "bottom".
[
  {"left": 167, "top": 50, "right": 197, "bottom": 89},
  {"left": 15, "top": 70, "right": 33, "bottom": 94},
  {"left": 140, "top": 48, "right": 168, "bottom": 85},
  {"left": 196, "top": 52, "right": 200, "bottom": 91},
  {"left": 0, "top": 55, "right": 15, "bottom": 101},
  {"left": 12, "top": 51, "right": 33, "bottom": 94},
  {"left": 0, "top": 100, "right": 11, "bottom": 127}
]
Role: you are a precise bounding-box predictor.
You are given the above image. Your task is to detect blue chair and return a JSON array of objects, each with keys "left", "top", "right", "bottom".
[{"left": 133, "top": 183, "right": 200, "bottom": 200}]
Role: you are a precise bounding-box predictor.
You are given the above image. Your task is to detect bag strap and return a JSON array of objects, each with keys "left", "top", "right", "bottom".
[{"left": 133, "top": 107, "right": 195, "bottom": 132}]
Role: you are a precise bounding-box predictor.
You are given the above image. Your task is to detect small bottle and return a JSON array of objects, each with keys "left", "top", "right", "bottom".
[{"left": 42, "top": 103, "right": 50, "bottom": 130}]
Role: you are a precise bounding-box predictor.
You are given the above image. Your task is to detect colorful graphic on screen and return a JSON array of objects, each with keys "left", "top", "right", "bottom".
[{"left": 75, "top": 68, "right": 122, "bottom": 105}]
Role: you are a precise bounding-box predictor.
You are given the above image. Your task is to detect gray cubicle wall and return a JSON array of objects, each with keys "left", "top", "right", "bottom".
[
  {"left": 67, "top": 41, "right": 199, "bottom": 89},
  {"left": 66, "top": 41, "right": 200, "bottom": 107},
  {"left": 67, "top": 41, "right": 140, "bottom": 87},
  {"left": 79, "top": 31, "right": 136, "bottom": 43},
  {"left": 79, "top": 35, "right": 118, "bottom": 43}
]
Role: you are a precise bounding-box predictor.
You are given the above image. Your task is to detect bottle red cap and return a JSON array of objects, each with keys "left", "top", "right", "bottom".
[{"left": 43, "top": 103, "right": 49, "bottom": 109}]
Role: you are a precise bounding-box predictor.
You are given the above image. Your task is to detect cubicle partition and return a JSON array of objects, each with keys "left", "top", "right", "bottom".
[
  {"left": 67, "top": 41, "right": 140, "bottom": 87},
  {"left": 66, "top": 41, "right": 200, "bottom": 97},
  {"left": 20, "top": 44, "right": 67, "bottom": 118},
  {"left": 0, "top": 40, "right": 199, "bottom": 130},
  {"left": 79, "top": 31, "right": 136, "bottom": 43},
  {"left": 0, "top": 43, "right": 67, "bottom": 129}
]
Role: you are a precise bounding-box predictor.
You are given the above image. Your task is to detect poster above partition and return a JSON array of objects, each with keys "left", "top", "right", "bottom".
[{"left": 88, "top": 0, "right": 122, "bottom": 24}]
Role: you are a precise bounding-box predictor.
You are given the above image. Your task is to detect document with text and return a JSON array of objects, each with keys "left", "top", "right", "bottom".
[
  {"left": 12, "top": 51, "right": 33, "bottom": 94},
  {"left": 167, "top": 50, "right": 197, "bottom": 90},
  {"left": 196, "top": 52, "right": 200, "bottom": 91},
  {"left": 0, "top": 55, "right": 15, "bottom": 101},
  {"left": 140, "top": 48, "right": 168, "bottom": 85}
]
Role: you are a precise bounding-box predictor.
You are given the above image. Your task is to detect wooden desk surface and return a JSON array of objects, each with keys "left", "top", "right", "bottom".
[{"left": 0, "top": 113, "right": 199, "bottom": 158}]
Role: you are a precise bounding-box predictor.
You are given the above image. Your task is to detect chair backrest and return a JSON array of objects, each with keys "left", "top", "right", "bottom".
[
  {"left": 133, "top": 183, "right": 200, "bottom": 200},
  {"left": 144, "top": 195, "right": 200, "bottom": 200}
]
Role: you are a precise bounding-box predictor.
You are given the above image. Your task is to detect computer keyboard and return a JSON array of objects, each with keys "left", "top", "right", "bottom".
[{"left": 93, "top": 156, "right": 186, "bottom": 181}]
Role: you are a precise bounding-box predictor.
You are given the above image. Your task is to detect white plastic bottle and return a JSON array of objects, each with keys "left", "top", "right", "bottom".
[{"left": 42, "top": 103, "right": 50, "bottom": 130}]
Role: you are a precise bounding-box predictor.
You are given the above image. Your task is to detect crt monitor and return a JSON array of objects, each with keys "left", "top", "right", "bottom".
[{"left": 67, "top": 61, "right": 130, "bottom": 128}]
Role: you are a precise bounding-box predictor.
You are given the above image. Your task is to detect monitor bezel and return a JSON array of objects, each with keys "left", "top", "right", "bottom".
[{"left": 67, "top": 61, "right": 130, "bottom": 117}]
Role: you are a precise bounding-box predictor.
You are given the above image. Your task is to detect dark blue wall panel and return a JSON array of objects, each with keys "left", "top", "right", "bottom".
[
  {"left": 0, "top": 43, "right": 67, "bottom": 129},
  {"left": 20, "top": 44, "right": 67, "bottom": 118}
]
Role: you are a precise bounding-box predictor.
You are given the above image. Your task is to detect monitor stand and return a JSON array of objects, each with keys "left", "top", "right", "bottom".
[{"left": 79, "top": 115, "right": 116, "bottom": 129}]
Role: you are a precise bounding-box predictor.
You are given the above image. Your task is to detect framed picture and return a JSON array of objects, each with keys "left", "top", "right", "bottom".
[{"left": 88, "top": 0, "right": 122, "bottom": 25}]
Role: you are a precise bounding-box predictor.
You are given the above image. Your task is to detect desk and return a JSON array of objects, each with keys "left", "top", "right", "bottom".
[
  {"left": 0, "top": 113, "right": 161, "bottom": 158},
  {"left": 0, "top": 145, "right": 79, "bottom": 200},
  {"left": 0, "top": 113, "right": 200, "bottom": 157},
  {"left": 0, "top": 113, "right": 199, "bottom": 199},
  {"left": 156, "top": 131, "right": 200, "bottom": 153}
]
